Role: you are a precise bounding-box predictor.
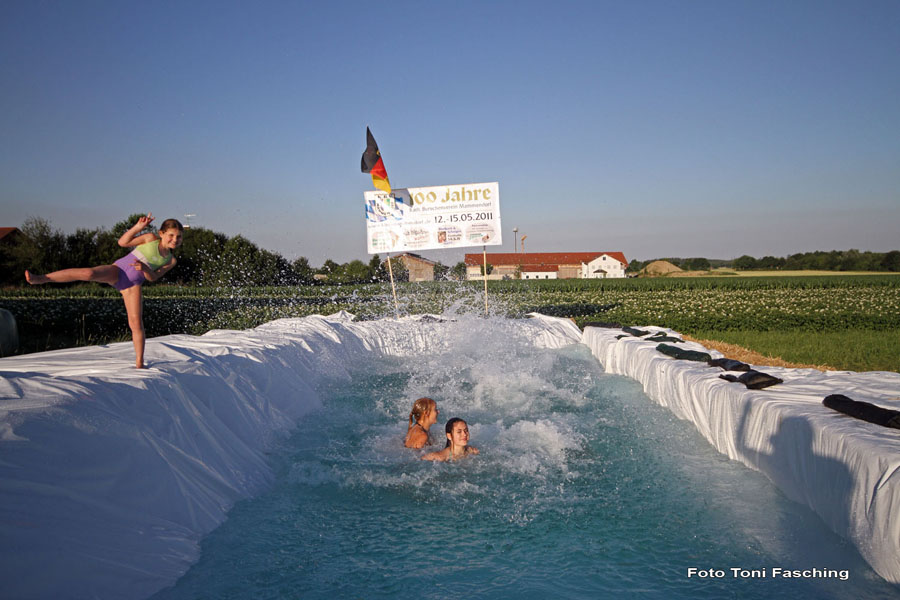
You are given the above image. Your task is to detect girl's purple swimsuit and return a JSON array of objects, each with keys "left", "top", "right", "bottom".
[
  {"left": 112, "top": 254, "right": 147, "bottom": 291},
  {"left": 110, "top": 239, "right": 173, "bottom": 291}
]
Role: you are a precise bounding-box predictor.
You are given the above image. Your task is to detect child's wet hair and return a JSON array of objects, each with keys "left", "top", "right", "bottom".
[{"left": 408, "top": 397, "right": 436, "bottom": 429}]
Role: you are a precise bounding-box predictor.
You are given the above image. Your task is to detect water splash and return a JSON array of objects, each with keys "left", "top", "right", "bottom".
[{"left": 152, "top": 316, "right": 894, "bottom": 600}]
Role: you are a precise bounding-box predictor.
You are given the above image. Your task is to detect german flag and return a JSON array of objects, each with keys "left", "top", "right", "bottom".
[{"left": 361, "top": 127, "right": 391, "bottom": 193}]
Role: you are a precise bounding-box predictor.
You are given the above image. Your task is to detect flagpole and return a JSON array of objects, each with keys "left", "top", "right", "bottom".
[
  {"left": 386, "top": 253, "right": 400, "bottom": 318},
  {"left": 482, "top": 245, "right": 489, "bottom": 317}
]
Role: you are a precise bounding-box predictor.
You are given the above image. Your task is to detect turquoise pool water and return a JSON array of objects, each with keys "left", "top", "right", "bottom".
[{"left": 152, "top": 320, "right": 896, "bottom": 599}]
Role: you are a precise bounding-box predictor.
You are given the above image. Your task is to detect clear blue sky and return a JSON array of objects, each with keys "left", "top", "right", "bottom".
[{"left": 2, "top": 0, "right": 898, "bottom": 266}]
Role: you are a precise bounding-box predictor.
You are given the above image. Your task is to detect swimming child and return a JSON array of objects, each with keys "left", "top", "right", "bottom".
[
  {"left": 404, "top": 397, "right": 438, "bottom": 449},
  {"left": 422, "top": 417, "right": 479, "bottom": 461},
  {"left": 25, "top": 213, "right": 183, "bottom": 369}
]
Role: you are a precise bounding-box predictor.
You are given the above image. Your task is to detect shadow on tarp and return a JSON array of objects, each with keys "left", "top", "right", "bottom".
[{"left": 735, "top": 404, "right": 858, "bottom": 576}]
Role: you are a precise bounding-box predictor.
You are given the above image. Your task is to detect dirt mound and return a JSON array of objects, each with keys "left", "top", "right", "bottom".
[{"left": 640, "top": 260, "right": 683, "bottom": 276}]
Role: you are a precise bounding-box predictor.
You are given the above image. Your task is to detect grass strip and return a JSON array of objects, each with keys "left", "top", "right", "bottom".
[{"left": 686, "top": 328, "right": 900, "bottom": 373}]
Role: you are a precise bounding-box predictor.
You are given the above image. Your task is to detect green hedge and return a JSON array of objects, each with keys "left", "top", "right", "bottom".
[{"left": 2, "top": 276, "right": 898, "bottom": 355}]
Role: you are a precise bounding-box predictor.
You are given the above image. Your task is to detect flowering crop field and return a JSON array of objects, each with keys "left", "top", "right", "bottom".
[{"left": 2, "top": 275, "right": 898, "bottom": 368}]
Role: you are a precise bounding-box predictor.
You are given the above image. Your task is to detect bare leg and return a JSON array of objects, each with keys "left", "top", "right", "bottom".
[
  {"left": 120, "top": 286, "right": 146, "bottom": 368},
  {"left": 26, "top": 265, "right": 120, "bottom": 286}
]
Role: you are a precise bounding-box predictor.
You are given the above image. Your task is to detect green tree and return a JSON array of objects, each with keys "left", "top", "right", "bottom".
[
  {"left": 15, "top": 217, "right": 66, "bottom": 276},
  {"left": 319, "top": 259, "right": 340, "bottom": 276},
  {"left": 217, "top": 235, "right": 262, "bottom": 287},
  {"left": 369, "top": 254, "right": 388, "bottom": 282},
  {"left": 450, "top": 261, "right": 468, "bottom": 280},
  {"left": 386, "top": 257, "right": 408, "bottom": 282},
  {"left": 733, "top": 255, "right": 757, "bottom": 270},
  {"left": 626, "top": 259, "right": 644, "bottom": 274},
  {"left": 175, "top": 227, "right": 229, "bottom": 285},
  {"left": 784, "top": 253, "right": 804, "bottom": 270},
  {"left": 683, "top": 257, "right": 710, "bottom": 271},
  {"left": 341, "top": 259, "right": 373, "bottom": 283},
  {"left": 256, "top": 249, "right": 293, "bottom": 285},
  {"left": 291, "top": 257, "right": 316, "bottom": 284},
  {"left": 880, "top": 250, "right": 900, "bottom": 272},
  {"left": 433, "top": 261, "right": 450, "bottom": 281},
  {"left": 758, "top": 256, "right": 785, "bottom": 269},
  {"left": 480, "top": 263, "right": 494, "bottom": 276},
  {"left": 65, "top": 228, "right": 104, "bottom": 269}
]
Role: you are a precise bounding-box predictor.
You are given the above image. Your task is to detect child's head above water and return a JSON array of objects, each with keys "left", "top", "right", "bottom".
[
  {"left": 408, "top": 397, "right": 437, "bottom": 428},
  {"left": 444, "top": 418, "right": 469, "bottom": 448}
]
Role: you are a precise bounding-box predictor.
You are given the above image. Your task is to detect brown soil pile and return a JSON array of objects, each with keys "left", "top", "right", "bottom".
[
  {"left": 639, "top": 260, "right": 682, "bottom": 276},
  {"left": 682, "top": 335, "right": 832, "bottom": 371}
]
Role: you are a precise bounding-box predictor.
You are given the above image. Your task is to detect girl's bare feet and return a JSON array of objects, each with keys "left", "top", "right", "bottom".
[{"left": 24, "top": 270, "right": 48, "bottom": 285}]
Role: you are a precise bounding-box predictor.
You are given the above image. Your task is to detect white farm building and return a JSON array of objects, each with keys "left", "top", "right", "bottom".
[{"left": 464, "top": 252, "right": 629, "bottom": 280}]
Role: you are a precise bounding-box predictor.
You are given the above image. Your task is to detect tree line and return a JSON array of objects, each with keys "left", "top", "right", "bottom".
[
  {"left": 4, "top": 216, "right": 897, "bottom": 286},
  {"left": 627, "top": 250, "right": 900, "bottom": 274},
  {"left": 0, "top": 215, "right": 461, "bottom": 287}
]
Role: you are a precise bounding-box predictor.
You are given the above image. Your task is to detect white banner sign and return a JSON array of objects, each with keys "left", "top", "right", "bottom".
[{"left": 365, "top": 182, "right": 502, "bottom": 254}]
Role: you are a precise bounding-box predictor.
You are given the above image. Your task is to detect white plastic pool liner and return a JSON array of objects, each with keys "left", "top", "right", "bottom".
[
  {"left": 2, "top": 313, "right": 898, "bottom": 598},
  {"left": 583, "top": 324, "right": 900, "bottom": 585},
  {"left": 0, "top": 313, "right": 580, "bottom": 599}
]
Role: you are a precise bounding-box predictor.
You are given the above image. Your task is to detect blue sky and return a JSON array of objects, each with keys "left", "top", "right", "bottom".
[{"left": 2, "top": 0, "right": 898, "bottom": 266}]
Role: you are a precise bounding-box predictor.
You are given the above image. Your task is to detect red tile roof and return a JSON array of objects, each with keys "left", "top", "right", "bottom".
[
  {"left": 0, "top": 227, "right": 21, "bottom": 241},
  {"left": 465, "top": 252, "right": 628, "bottom": 267}
]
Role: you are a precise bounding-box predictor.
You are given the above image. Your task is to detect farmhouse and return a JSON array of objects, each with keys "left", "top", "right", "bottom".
[
  {"left": 390, "top": 252, "right": 436, "bottom": 282},
  {"left": 464, "top": 252, "right": 628, "bottom": 280},
  {"left": 0, "top": 227, "right": 23, "bottom": 246}
]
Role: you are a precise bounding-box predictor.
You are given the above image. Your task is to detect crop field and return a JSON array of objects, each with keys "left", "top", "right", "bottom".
[{"left": 2, "top": 275, "right": 898, "bottom": 371}]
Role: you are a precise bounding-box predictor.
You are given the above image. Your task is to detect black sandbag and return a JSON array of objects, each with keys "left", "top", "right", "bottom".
[
  {"left": 719, "top": 369, "right": 783, "bottom": 390},
  {"left": 622, "top": 326, "right": 652, "bottom": 337},
  {"left": 647, "top": 332, "right": 683, "bottom": 343},
  {"left": 655, "top": 343, "right": 712, "bottom": 363},
  {"left": 823, "top": 394, "right": 900, "bottom": 430},
  {"left": 708, "top": 357, "right": 751, "bottom": 372}
]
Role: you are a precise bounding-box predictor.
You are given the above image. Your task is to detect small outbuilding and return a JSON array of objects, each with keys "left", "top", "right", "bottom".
[{"left": 390, "top": 253, "right": 436, "bottom": 282}]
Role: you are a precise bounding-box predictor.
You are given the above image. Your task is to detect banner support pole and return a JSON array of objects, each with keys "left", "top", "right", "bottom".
[
  {"left": 482, "top": 245, "right": 489, "bottom": 317},
  {"left": 386, "top": 253, "right": 400, "bottom": 318}
]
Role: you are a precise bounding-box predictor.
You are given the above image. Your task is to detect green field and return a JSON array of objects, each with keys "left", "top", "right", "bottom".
[
  {"left": 688, "top": 329, "right": 898, "bottom": 372},
  {"left": 2, "top": 275, "right": 898, "bottom": 372}
]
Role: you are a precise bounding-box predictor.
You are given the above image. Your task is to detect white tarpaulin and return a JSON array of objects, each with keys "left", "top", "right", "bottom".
[
  {"left": 365, "top": 181, "right": 501, "bottom": 253},
  {"left": 0, "top": 313, "right": 576, "bottom": 599},
  {"left": 3, "top": 315, "right": 900, "bottom": 596},
  {"left": 582, "top": 325, "right": 900, "bottom": 585}
]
